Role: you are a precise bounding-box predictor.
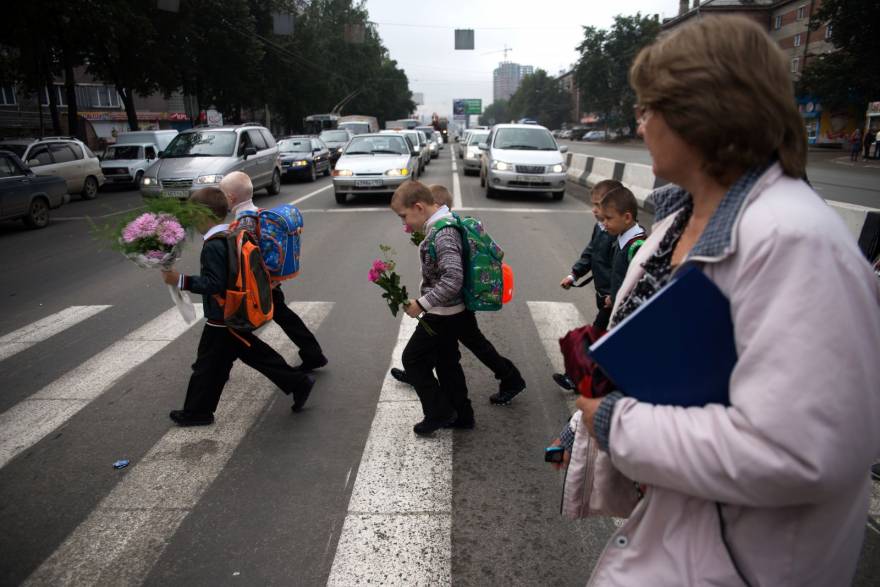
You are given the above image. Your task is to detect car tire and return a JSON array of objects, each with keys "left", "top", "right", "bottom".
[
  {"left": 307, "top": 164, "right": 317, "bottom": 182},
  {"left": 81, "top": 176, "right": 98, "bottom": 200},
  {"left": 134, "top": 170, "right": 144, "bottom": 188},
  {"left": 485, "top": 183, "right": 496, "bottom": 199},
  {"left": 23, "top": 197, "right": 50, "bottom": 229},
  {"left": 335, "top": 192, "right": 347, "bottom": 205},
  {"left": 266, "top": 170, "right": 281, "bottom": 195},
  {"left": 552, "top": 190, "right": 565, "bottom": 201}
]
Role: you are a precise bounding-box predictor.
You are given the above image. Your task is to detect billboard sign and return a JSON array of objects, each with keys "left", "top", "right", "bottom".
[{"left": 453, "top": 99, "right": 482, "bottom": 116}]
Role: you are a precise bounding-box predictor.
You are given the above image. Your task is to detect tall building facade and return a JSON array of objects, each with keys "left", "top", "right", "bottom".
[{"left": 493, "top": 62, "right": 534, "bottom": 103}]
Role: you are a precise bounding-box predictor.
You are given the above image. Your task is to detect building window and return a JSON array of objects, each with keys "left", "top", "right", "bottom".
[
  {"left": 774, "top": 15, "right": 782, "bottom": 30},
  {"left": 791, "top": 57, "right": 800, "bottom": 73},
  {"left": 0, "top": 85, "right": 15, "bottom": 106},
  {"left": 794, "top": 34, "right": 802, "bottom": 47},
  {"left": 796, "top": 5, "right": 806, "bottom": 20},
  {"left": 79, "top": 85, "right": 120, "bottom": 108},
  {"left": 825, "top": 24, "right": 832, "bottom": 40},
  {"left": 41, "top": 85, "right": 67, "bottom": 107}
]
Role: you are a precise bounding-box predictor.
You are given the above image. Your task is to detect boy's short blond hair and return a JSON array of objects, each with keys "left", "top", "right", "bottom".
[
  {"left": 429, "top": 184, "right": 453, "bottom": 208},
  {"left": 600, "top": 186, "right": 639, "bottom": 220},
  {"left": 191, "top": 187, "right": 229, "bottom": 220},
  {"left": 391, "top": 180, "right": 434, "bottom": 208}
]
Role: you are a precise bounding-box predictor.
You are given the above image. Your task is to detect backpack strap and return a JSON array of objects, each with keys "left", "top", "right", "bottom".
[
  {"left": 624, "top": 232, "right": 647, "bottom": 263},
  {"left": 426, "top": 217, "right": 461, "bottom": 260}
]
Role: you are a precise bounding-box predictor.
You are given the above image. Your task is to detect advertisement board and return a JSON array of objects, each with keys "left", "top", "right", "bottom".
[{"left": 453, "top": 99, "right": 482, "bottom": 116}]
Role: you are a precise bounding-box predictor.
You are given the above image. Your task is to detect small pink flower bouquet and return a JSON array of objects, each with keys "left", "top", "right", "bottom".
[
  {"left": 369, "top": 245, "right": 433, "bottom": 334},
  {"left": 119, "top": 212, "right": 187, "bottom": 269}
]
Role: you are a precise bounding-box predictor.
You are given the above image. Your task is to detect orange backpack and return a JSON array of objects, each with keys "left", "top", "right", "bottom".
[{"left": 211, "top": 227, "right": 274, "bottom": 332}]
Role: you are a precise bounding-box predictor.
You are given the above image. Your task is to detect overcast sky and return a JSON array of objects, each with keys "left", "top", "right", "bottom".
[{"left": 364, "top": 0, "right": 675, "bottom": 120}]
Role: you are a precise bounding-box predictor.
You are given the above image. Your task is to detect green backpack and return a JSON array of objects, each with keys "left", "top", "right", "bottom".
[{"left": 428, "top": 212, "right": 505, "bottom": 311}]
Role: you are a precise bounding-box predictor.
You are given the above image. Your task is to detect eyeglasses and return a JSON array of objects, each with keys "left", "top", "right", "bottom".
[{"left": 634, "top": 104, "right": 652, "bottom": 126}]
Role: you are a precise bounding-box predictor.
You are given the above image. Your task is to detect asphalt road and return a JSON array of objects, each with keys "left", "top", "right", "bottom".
[
  {"left": 561, "top": 139, "right": 880, "bottom": 209},
  {"left": 0, "top": 148, "right": 877, "bottom": 586}
]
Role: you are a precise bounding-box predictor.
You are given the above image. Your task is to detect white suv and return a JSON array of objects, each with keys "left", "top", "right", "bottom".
[{"left": 0, "top": 137, "right": 105, "bottom": 200}]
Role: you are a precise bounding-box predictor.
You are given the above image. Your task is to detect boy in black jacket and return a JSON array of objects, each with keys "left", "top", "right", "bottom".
[
  {"left": 161, "top": 187, "right": 314, "bottom": 426},
  {"left": 600, "top": 186, "right": 647, "bottom": 307}
]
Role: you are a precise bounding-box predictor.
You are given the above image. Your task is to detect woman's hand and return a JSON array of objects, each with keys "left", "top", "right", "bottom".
[
  {"left": 548, "top": 438, "right": 570, "bottom": 471},
  {"left": 575, "top": 396, "right": 603, "bottom": 439}
]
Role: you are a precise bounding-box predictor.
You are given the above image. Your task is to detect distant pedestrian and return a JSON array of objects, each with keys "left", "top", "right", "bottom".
[
  {"left": 875, "top": 128, "right": 880, "bottom": 159},
  {"left": 850, "top": 128, "right": 862, "bottom": 161},
  {"left": 863, "top": 127, "right": 875, "bottom": 160}
]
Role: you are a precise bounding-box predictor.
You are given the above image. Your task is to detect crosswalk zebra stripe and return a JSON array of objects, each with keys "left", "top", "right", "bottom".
[
  {"left": 0, "top": 305, "right": 112, "bottom": 362},
  {"left": 23, "top": 302, "right": 333, "bottom": 586},
  {"left": 0, "top": 305, "right": 204, "bottom": 471},
  {"left": 328, "top": 316, "right": 453, "bottom": 586},
  {"left": 526, "top": 301, "right": 587, "bottom": 375}
]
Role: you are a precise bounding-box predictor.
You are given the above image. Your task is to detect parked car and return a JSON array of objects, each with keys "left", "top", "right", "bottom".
[
  {"left": 461, "top": 130, "right": 489, "bottom": 175},
  {"left": 479, "top": 123, "right": 568, "bottom": 200},
  {"left": 0, "top": 137, "right": 105, "bottom": 200},
  {"left": 140, "top": 124, "right": 281, "bottom": 199},
  {"left": 0, "top": 150, "right": 68, "bottom": 229},
  {"left": 277, "top": 136, "right": 332, "bottom": 182},
  {"left": 101, "top": 143, "right": 160, "bottom": 187},
  {"left": 331, "top": 133, "right": 417, "bottom": 205},
  {"left": 319, "top": 129, "right": 355, "bottom": 168},
  {"left": 581, "top": 130, "right": 607, "bottom": 142}
]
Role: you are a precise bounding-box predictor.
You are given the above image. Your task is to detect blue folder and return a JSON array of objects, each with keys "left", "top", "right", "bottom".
[{"left": 588, "top": 267, "right": 737, "bottom": 407}]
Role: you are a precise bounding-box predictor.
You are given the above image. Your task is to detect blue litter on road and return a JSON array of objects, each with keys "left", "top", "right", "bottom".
[{"left": 113, "top": 459, "right": 130, "bottom": 469}]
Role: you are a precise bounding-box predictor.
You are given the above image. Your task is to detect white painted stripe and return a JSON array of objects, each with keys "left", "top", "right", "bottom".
[
  {"left": 24, "top": 302, "right": 333, "bottom": 586},
  {"left": 328, "top": 316, "right": 452, "bottom": 586},
  {"left": 0, "top": 305, "right": 204, "bottom": 470},
  {"left": 526, "top": 301, "right": 587, "bottom": 374},
  {"left": 457, "top": 206, "right": 590, "bottom": 214},
  {"left": 53, "top": 207, "right": 146, "bottom": 221},
  {"left": 452, "top": 160, "right": 463, "bottom": 210},
  {"left": 290, "top": 183, "right": 332, "bottom": 205},
  {"left": 0, "top": 305, "right": 112, "bottom": 362}
]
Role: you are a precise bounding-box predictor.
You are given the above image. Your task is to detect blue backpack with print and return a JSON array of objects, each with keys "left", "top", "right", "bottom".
[{"left": 236, "top": 204, "right": 303, "bottom": 281}]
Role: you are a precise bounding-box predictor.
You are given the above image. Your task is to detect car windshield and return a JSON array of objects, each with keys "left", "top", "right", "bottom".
[
  {"left": 416, "top": 127, "right": 435, "bottom": 139},
  {"left": 1, "top": 144, "right": 27, "bottom": 158},
  {"left": 467, "top": 132, "right": 489, "bottom": 146},
  {"left": 493, "top": 128, "right": 558, "bottom": 150},
  {"left": 345, "top": 136, "right": 408, "bottom": 155},
  {"left": 163, "top": 131, "right": 236, "bottom": 157},
  {"left": 321, "top": 131, "right": 351, "bottom": 142},
  {"left": 104, "top": 146, "right": 141, "bottom": 160},
  {"left": 278, "top": 139, "right": 311, "bottom": 153}
]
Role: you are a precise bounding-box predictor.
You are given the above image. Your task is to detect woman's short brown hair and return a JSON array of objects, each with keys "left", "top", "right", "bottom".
[{"left": 629, "top": 16, "right": 806, "bottom": 181}]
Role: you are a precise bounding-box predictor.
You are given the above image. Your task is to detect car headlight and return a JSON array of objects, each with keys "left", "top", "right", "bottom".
[
  {"left": 293, "top": 160, "right": 309, "bottom": 167},
  {"left": 466, "top": 149, "right": 478, "bottom": 158},
  {"left": 332, "top": 169, "right": 353, "bottom": 177},
  {"left": 196, "top": 174, "right": 224, "bottom": 184},
  {"left": 385, "top": 168, "right": 410, "bottom": 177},
  {"left": 551, "top": 163, "right": 565, "bottom": 173},
  {"left": 142, "top": 176, "right": 156, "bottom": 186},
  {"left": 491, "top": 160, "right": 512, "bottom": 171}
]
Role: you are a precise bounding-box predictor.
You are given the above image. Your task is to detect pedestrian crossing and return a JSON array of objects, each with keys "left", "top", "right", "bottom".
[{"left": 1, "top": 300, "right": 878, "bottom": 585}]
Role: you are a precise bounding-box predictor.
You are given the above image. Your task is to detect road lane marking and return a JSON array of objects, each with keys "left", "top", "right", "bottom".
[
  {"left": 24, "top": 302, "right": 333, "bottom": 586},
  {"left": 290, "top": 184, "right": 332, "bottom": 205},
  {"left": 0, "top": 306, "right": 204, "bottom": 470},
  {"left": 328, "top": 316, "right": 452, "bottom": 586},
  {"left": 452, "top": 158, "right": 463, "bottom": 210},
  {"left": 0, "top": 305, "right": 112, "bottom": 362}
]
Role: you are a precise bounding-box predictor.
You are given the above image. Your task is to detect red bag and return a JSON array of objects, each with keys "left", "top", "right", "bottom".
[{"left": 558, "top": 324, "right": 615, "bottom": 398}]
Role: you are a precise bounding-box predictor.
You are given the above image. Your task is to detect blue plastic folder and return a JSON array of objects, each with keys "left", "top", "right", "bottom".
[{"left": 588, "top": 267, "right": 737, "bottom": 407}]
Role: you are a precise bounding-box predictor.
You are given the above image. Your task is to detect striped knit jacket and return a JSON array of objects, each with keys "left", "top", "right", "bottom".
[{"left": 416, "top": 207, "right": 465, "bottom": 315}]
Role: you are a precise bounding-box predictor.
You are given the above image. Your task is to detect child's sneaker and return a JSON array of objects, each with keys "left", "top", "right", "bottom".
[
  {"left": 291, "top": 375, "right": 315, "bottom": 412},
  {"left": 489, "top": 383, "right": 526, "bottom": 405}
]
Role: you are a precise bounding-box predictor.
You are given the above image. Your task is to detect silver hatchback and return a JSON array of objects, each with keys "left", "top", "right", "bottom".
[
  {"left": 140, "top": 125, "right": 282, "bottom": 199},
  {"left": 331, "top": 133, "right": 417, "bottom": 205}
]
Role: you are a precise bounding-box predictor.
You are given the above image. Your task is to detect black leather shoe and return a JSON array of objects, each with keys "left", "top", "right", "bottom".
[
  {"left": 552, "top": 373, "right": 576, "bottom": 391},
  {"left": 413, "top": 412, "right": 457, "bottom": 435},
  {"left": 169, "top": 410, "right": 214, "bottom": 427},
  {"left": 444, "top": 415, "right": 475, "bottom": 429},
  {"left": 390, "top": 367, "right": 413, "bottom": 386},
  {"left": 291, "top": 375, "right": 315, "bottom": 412},
  {"left": 292, "top": 356, "right": 328, "bottom": 373},
  {"left": 490, "top": 383, "right": 526, "bottom": 405}
]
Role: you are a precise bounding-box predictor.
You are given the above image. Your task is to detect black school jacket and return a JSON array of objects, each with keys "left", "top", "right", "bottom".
[
  {"left": 180, "top": 237, "right": 227, "bottom": 322},
  {"left": 571, "top": 223, "right": 615, "bottom": 296}
]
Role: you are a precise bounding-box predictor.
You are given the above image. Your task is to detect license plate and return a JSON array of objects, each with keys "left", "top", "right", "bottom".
[
  {"left": 355, "top": 179, "right": 383, "bottom": 187},
  {"left": 162, "top": 190, "right": 189, "bottom": 198},
  {"left": 516, "top": 175, "right": 542, "bottom": 183}
]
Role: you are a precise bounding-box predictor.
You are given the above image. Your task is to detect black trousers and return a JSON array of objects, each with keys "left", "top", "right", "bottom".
[
  {"left": 454, "top": 310, "right": 523, "bottom": 390},
  {"left": 402, "top": 313, "right": 470, "bottom": 422},
  {"left": 593, "top": 293, "right": 611, "bottom": 331},
  {"left": 183, "top": 325, "right": 310, "bottom": 414},
  {"left": 272, "top": 286, "right": 324, "bottom": 363}
]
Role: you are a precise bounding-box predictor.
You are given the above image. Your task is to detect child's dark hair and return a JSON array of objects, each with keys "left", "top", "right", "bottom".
[
  {"left": 391, "top": 180, "right": 434, "bottom": 208},
  {"left": 591, "top": 179, "right": 623, "bottom": 199},
  {"left": 600, "top": 186, "right": 639, "bottom": 220},
  {"left": 190, "top": 187, "right": 229, "bottom": 220}
]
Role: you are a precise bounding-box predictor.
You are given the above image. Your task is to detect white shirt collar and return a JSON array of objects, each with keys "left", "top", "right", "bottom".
[
  {"left": 425, "top": 205, "right": 451, "bottom": 230},
  {"left": 203, "top": 223, "right": 229, "bottom": 241},
  {"left": 617, "top": 223, "right": 645, "bottom": 249},
  {"left": 232, "top": 199, "right": 257, "bottom": 217}
]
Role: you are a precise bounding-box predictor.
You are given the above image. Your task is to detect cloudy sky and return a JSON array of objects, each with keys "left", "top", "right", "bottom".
[{"left": 364, "top": 0, "right": 675, "bottom": 120}]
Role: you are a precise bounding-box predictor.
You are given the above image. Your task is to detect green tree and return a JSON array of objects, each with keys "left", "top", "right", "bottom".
[
  {"left": 479, "top": 100, "right": 510, "bottom": 126},
  {"left": 575, "top": 13, "right": 659, "bottom": 135},
  {"left": 799, "top": 0, "right": 880, "bottom": 114},
  {"left": 507, "top": 70, "right": 570, "bottom": 129}
]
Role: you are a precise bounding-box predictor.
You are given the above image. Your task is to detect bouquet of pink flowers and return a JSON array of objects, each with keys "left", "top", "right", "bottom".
[{"left": 369, "top": 245, "right": 433, "bottom": 334}]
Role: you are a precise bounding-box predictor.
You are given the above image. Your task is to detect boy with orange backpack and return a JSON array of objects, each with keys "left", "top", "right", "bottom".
[{"left": 161, "top": 187, "right": 314, "bottom": 426}]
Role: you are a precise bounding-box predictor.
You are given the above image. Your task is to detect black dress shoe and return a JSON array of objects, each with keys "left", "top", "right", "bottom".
[
  {"left": 291, "top": 356, "right": 328, "bottom": 373},
  {"left": 413, "top": 412, "right": 457, "bottom": 435},
  {"left": 552, "top": 373, "right": 576, "bottom": 391},
  {"left": 390, "top": 367, "right": 413, "bottom": 386},
  {"left": 444, "top": 415, "right": 475, "bottom": 429},
  {"left": 169, "top": 410, "right": 214, "bottom": 427},
  {"left": 291, "top": 375, "right": 315, "bottom": 412}
]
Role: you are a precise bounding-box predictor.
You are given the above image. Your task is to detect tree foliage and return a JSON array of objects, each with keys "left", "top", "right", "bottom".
[
  {"left": 506, "top": 70, "right": 570, "bottom": 129},
  {"left": 479, "top": 100, "right": 510, "bottom": 126},
  {"left": 799, "top": 0, "right": 880, "bottom": 113},
  {"left": 574, "top": 13, "right": 659, "bottom": 134}
]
